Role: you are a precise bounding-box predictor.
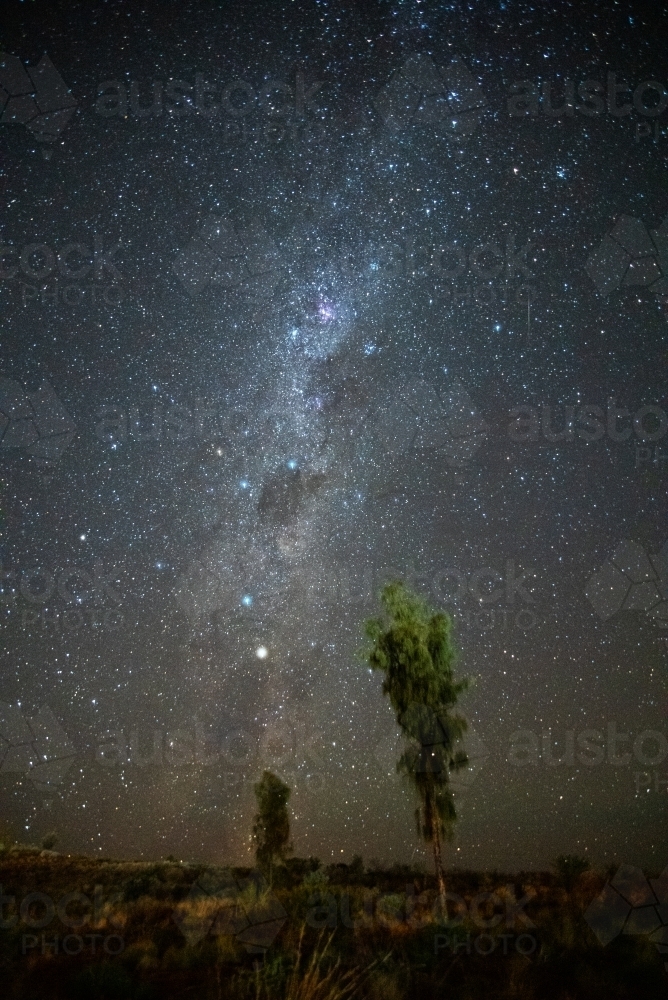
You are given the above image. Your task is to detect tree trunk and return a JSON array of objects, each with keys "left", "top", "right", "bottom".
[{"left": 431, "top": 814, "right": 447, "bottom": 916}]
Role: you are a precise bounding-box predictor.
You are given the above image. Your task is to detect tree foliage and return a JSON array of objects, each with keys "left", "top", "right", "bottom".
[
  {"left": 364, "top": 581, "right": 470, "bottom": 897},
  {"left": 252, "top": 770, "right": 292, "bottom": 883}
]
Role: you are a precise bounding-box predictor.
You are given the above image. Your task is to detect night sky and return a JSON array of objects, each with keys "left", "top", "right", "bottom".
[{"left": 0, "top": 0, "right": 666, "bottom": 872}]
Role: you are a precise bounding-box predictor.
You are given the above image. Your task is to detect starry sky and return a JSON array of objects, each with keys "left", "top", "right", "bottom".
[{"left": 0, "top": 0, "right": 666, "bottom": 871}]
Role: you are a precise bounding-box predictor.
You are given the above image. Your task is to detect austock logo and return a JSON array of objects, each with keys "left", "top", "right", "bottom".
[
  {"left": 361, "top": 232, "right": 536, "bottom": 312},
  {"left": 372, "top": 710, "right": 488, "bottom": 798},
  {"left": 1, "top": 556, "right": 126, "bottom": 635},
  {"left": 0, "top": 52, "right": 78, "bottom": 158},
  {"left": 507, "top": 73, "right": 668, "bottom": 142},
  {"left": 173, "top": 215, "right": 282, "bottom": 298},
  {"left": 0, "top": 377, "right": 76, "bottom": 464},
  {"left": 0, "top": 702, "right": 76, "bottom": 792},
  {"left": 586, "top": 213, "right": 668, "bottom": 302},
  {"left": 0, "top": 236, "right": 126, "bottom": 309},
  {"left": 1, "top": 884, "right": 124, "bottom": 957},
  {"left": 95, "top": 70, "right": 324, "bottom": 126},
  {"left": 585, "top": 864, "right": 668, "bottom": 970},
  {"left": 585, "top": 539, "right": 668, "bottom": 627},
  {"left": 374, "top": 53, "right": 487, "bottom": 141},
  {"left": 172, "top": 869, "right": 287, "bottom": 955},
  {"left": 371, "top": 377, "right": 487, "bottom": 468}
]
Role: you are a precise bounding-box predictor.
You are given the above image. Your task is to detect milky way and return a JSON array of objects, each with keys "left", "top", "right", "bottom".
[{"left": 0, "top": 0, "right": 666, "bottom": 871}]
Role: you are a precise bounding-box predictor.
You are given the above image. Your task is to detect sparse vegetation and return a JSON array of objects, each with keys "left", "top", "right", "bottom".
[
  {"left": 0, "top": 846, "right": 664, "bottom": 999},
  {"left": 0, "top": 587, "right": 660, "bottom": 998}
]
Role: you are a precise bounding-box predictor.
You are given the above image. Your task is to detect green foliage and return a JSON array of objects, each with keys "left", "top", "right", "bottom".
[
  {"left": 363, "top": 581, "right": 470, "bottom": 889},
  {"left": 364, "top": 581, "right": 469, "bottom": 717},
  {"left": 253, "top": 770, "right": 293, "bottom": 883},
  {"left": 303, "top": 868, "right": 330, "bottom": 890},
  {"left": 41, "top": 831, "right": 58, "bottom": 851},
  {"left": 123, "top": 865, "right": 166, "bottom": 902}
]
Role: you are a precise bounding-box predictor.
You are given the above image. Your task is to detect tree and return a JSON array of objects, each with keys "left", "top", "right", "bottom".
[
  {"left": 364, "top": 581, "right": 470, "bottom": 907},
  {"left": 252, "top": 770, "right": 292, "bottom": 885},
  {"left": 553, "top": 854, "right": 590, "bottom": 893}
]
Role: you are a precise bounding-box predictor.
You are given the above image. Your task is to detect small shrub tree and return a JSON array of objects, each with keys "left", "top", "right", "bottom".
[{"left": 252, "top": 770, "right": 292, "bottom": 885}]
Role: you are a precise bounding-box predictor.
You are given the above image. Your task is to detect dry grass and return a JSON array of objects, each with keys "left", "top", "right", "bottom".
[
  {"left": 0, "top": 849, "right": 665, "bottom": 1000},
  {"left": 253, "top": 928, "right": 365, "bottom": 1000}
]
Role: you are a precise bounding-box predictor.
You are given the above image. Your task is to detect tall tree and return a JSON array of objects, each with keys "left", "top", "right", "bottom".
[
  {"left": 252, "top": 770, "right": 292, "bottom": 885},
  {"left": 364, "top": 581, "right": 470, "bottom": 906}
]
